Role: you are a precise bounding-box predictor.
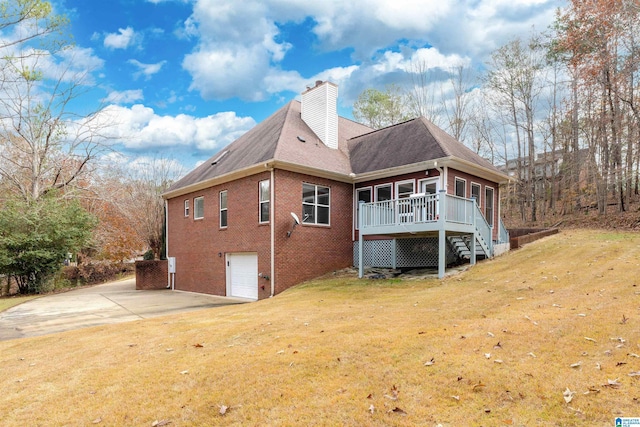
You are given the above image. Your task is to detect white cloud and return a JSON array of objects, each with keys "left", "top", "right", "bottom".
[
  {"left": 104, "top": 27, "right": 137, "bottom": 50},
  {"left": 128, "top": 59, "right": 167, "bottom": 80},
  {"left": 96, "top": 104, "right": 256, "bottom": 151},
  {"left": 180, "top": 0, "right": 559, "bottom": 102},
  {"left": 102, "top": 89, "right": 144, "bottom": 104}
]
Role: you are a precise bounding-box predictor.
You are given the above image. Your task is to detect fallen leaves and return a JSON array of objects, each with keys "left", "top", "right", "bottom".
[
  {"left": 604, "top": 378, "right": 621, "bottom": 388},
  {"left": 584, "top": 337, "right": 597, "bottom": 343},
  {"left": 473, "top": 382, "right": 486, "bottom": 392},
  {"left": 388, "top": 407, "right": 407, "bottom": 416},
  {"left": 151, "top": 420, "right": 171, "bottom": 427},
  {"left": 424, "top": 357, "right": 435, "bottom": 366},
  {"left": 563, "top": 387, "right": 575, "bottom": 403},
  {"left": 384, "top": 385, "right": 399, "bottom": 401}
]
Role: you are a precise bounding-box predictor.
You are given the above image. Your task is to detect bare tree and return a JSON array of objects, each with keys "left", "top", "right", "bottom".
[
  {"left": 404, "top": 59, "right": 445, "bottom": 126},
  {"left": 0, "top": 53, "right": 112, "bottom": 202}
]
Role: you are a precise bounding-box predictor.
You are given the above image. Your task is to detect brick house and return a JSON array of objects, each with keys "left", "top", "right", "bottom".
[{"left": 163, "top": 81, "right": 510, "bottom": 300}]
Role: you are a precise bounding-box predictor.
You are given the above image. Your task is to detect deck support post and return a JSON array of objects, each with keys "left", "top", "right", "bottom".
[
  {"left": 358, "top": 201, "right": 364, "bottom": 278},
  {"left": 438, "top": 190, "right": 447, "bottom": 279},
  {"left": 438, "top": 229, "right": 446, "bottom": 279},
  {"left": 470, "top": 232, "right": 476, "bottom": 265},
  {"left": 391, "top": 239, "right": 397, "bottom": 269}
]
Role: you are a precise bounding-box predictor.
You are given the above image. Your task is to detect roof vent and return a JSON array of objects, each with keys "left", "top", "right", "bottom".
[
  {"left": 211, "top": 150, "right": 229, "bottom": 166},
  {"left": 297, "top": 136, "right": 306, "bottom": 142}
]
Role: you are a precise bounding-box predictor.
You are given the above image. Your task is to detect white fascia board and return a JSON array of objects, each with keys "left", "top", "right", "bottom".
[
  {"left": 351, "top": 160, "right": 441, "bottom": 183},
  {"left": 162, "top": 162, "right": 273, "bottom": 199},
  {"left": 162, "top": 160, "right": 353, "bottom": 200},
  {"left": 443, "top": 158, "right": 512, "bottom": 183}
]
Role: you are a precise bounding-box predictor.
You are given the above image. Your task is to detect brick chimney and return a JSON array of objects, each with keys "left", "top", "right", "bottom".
[{"left": 301, "top": 80, "right": 338, "bottom": 149}]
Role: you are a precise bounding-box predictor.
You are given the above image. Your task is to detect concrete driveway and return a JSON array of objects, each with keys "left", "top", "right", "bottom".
[{"left": 0, "top": 278, "right": 246, "bottom": 341}]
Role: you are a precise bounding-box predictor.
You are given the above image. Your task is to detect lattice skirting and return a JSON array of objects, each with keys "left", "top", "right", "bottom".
[{"left": 353, "top": 238, "right": 457, "bottom": 268}]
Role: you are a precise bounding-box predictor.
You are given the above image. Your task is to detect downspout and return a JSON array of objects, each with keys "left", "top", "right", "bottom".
[
  {"left": 434, "top": 161, "right": 445, "bottom": 192},
  {"left": 165, "top": 199, "right": 171, "bottom": 289},
  {"left": 269, "top": 167, "right": 275, "bottom": 297}
]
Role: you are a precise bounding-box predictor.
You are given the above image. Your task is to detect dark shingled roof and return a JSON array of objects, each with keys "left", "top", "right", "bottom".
[
  {"left": 347, "top": 117, "right": 503, "bottom": 175},
  {"left": 167, "top": 101, "right": 371, "bottom": 193},
  {"left": 167, "top": 104, "right": 505, "bottom": 196}
]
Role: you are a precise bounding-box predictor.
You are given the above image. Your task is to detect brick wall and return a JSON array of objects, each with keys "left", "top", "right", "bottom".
[
  {"left": 273, "top": 170, "right": 353, "bottom": 294},
  {"left": 135, "top": 260, "right": 168, "bottom": 290},
  {"left": 167, "top": 171, "right": 272, "bottom": 297},
  {"left": 166, "top": 169, "right": 354, "bottom": 298}
]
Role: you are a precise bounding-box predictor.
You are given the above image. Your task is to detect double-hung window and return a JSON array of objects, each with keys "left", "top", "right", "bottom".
[
  {"left": 302, "top": 183, "right": 330, "bottom": 225},
  {"left": 259, "top": 180, "right": 270, "bottom": 223},
  {"left": 375, "top": 184, "right": 392, "bottom": 202},
  {"left": 455, "top": 178, "right": 466, "bottom": 198},
  {"left": 485, "top": 187, "right": 494, "bottom": 227},
  {"left": 184, "top": 199, "right": 190, "bottom": 217},
  {"left": 194, "top": 196, "right": 204, "bottom": 220},
  {"left": 471, "top": 183, "right": 481, "bottom": 206},
  {"left": 220, "top": 191, "right": 228, "bottom": 228}
]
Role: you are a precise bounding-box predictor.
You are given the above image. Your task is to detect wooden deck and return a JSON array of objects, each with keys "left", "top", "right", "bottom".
[{"left": 357, "top": 191, "right": 494, "bottom": 278}]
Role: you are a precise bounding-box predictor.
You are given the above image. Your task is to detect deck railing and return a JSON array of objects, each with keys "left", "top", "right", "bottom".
[
  {"left": 446, "top": 194, "right": 474, "bottom": 224},
  {"left": 498, "top": 218, "right": 510, "bottom": 243},
  {"left": 360, "top": 193, "right": 480, "bottom": 229},
  {"left": 360, "top": 193, "right": 438, "bottom": 228},
  {"left": 473, "top": 202, "right": 493, "bottom": 256}
]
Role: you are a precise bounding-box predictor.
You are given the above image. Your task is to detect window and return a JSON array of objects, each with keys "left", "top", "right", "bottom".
[
  {"left": 455, "top": 178, "right": 466, "bottom": 198},
  {"left": 259, "top": 180, "right": 270, "bottom": 223},
  {"left": 471, "top": 183, "right": 481, "bottom": 206},
  {"left": 184, "top": 199, "right": 190, "bottom": 217},
  {"left": 375, "top": 184, "right": 392, "bottom": 202},
  {"left": 220, "top": 191, "right": 228, "bottom": 228},
  {"left": 194, "top": 196, "right": 204, "bottom": 220},
  {"left": 355, "top": 187, "right": 372, "bottom": 229},
  {"left": 485, "top": 187, "right": 494, "bottom": 227},
  {"left": 419, "top": 178, "right": 439, "bottom": 194},
  {"left": 395, "top": 180, "right": 415, "bottom": 199},
  {"left": 302, "top": 183, "right": 330, "bottom": 225}
]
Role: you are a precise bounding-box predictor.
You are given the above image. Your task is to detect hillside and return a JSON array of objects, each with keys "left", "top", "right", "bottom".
[{"left": 0, "top": 229, "right": 639, "bottom": 426}]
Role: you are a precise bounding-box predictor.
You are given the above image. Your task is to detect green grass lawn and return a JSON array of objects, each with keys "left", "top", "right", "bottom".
[{"left": 0, "top": 229, "right": 639, "bottom": 426}]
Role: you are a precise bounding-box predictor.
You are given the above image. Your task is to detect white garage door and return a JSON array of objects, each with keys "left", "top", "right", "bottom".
[{"left": 226, "top": 253, "right": 258, "bottom": 300}]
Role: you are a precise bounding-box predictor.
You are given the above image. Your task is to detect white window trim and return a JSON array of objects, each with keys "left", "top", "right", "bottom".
[
  {"left": 418, "top": 177, "right": 440, "bottom": 194},
  {"left": 471, "top": 182, "right": 481, "bottom": 206},
  {"left": 355, "top": 186, "right": 372, "bottom": 230},
  {"left": 194, "top": 196, "right": 204, "bottom": 220},
  {"left": 259, "top": 180, "right": 270, "bottom": 224},
  {"left": 220, "top": 190, "right": 228, "bottom": 228},
  {"left": 454, "top": 177, "right": 467, "bottom": 198},
  {"left": 374, "top": 183, "right": 393, "bottom": 202},
  {"left": 395, "top": 179, "right": 415, "bottom": 199},
  {"left": 302, "top": 183, "right": 331, "bottom": 226},
  {"left": 485, "top": 186, "right": 495, "bottom": 227},
  {"left": 184, "top": 199, "right": 190, "bottom": 217}
]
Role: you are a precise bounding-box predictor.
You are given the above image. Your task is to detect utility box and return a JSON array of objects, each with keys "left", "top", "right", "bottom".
[{"left": 168, "top": 257, "right": 176, "bottom": 274}]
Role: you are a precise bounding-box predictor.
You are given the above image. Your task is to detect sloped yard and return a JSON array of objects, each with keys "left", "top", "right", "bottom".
[{"left": 0, "top": 229, "right": 638, "bottom": 426}]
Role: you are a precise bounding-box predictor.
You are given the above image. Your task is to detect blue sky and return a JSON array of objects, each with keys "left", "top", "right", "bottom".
[{"left": 50, "top": 0, "right": 563, "bottom": 172}]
